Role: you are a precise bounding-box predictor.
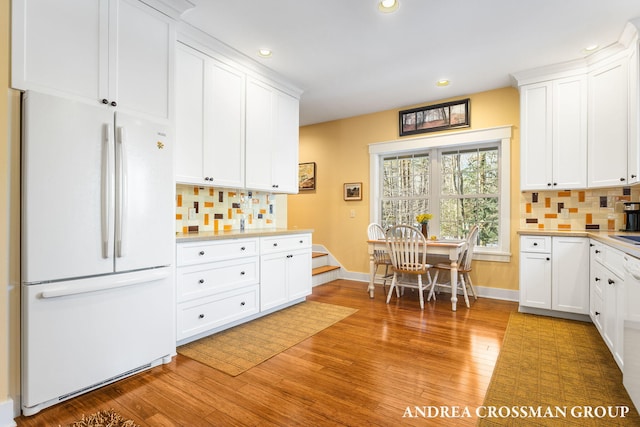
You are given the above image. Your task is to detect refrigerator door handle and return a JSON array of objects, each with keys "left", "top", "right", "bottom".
[
  {"left": 101, "top": 124, "right": 113, "bottom": 259},
  {"left": 115, "top": 126, "right": 128, "bottom": 258},
  {"left": 40, "top": 269, "right": 171, "bottom": 299}
]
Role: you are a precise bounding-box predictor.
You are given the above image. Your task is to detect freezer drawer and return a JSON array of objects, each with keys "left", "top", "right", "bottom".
[{"left": 22, "top": 268, "right": 175, "bottom": 415}]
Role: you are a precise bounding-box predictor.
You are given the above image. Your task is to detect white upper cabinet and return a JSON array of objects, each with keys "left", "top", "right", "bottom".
[
  {"left": 175, "top": 43, "right": 245, "bottom": 188},
  {"left": 588, "top": 55, "right": 629, "bottom": 188},
  {"left": 245, "top": 77, "right": 300, "bottom": 194},
  {"left": 520, "top": 75, "right": 587, "bottom": 191},
  {"left": 12, "top": 0, "right": 173, "bottom": 121},
  {"left": 515, "top": 21, "right": 640, "bottom": 191}
]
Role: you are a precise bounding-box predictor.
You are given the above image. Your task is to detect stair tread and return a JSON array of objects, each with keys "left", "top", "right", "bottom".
[
  {"left": 312, "top": 252, "right": 328, "bottom": 258},
  {"left": 312, "top": 265, "right": 340, "bottom": 275}
]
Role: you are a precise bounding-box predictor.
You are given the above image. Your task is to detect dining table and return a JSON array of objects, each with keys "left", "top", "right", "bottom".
[{"left": 367, "top": 238, "right": 467, "bottom": 311}]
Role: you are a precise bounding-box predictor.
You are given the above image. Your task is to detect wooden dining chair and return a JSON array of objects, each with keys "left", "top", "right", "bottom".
[
  {"left": 368, "top": 223, "right": 393, "bottom": 292},
  {"left": 385, "top": 225, "right": 433, "bottom": 310},
  {"left": 427, "top": 225, "right": 479, "bottom": 308}
]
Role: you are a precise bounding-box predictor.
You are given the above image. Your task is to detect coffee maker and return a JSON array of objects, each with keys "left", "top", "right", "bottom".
[{"left": 624, "top": 202, "right": 640, "bottom": 231}]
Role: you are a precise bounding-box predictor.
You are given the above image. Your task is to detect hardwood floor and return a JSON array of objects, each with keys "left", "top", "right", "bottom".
[{"left": 15, "top": 280, "right": 518, "bottom": 426}]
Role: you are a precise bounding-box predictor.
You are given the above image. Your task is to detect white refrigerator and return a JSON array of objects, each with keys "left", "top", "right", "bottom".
[{"left": 21, "top": 91, "right": 175, "bottom": 415}]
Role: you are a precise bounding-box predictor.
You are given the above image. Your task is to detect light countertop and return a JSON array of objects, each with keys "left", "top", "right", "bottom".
[
  {"left": 176, "top": 228, "right": 314, "bottom": 243},
  {"left": 518, "top": 229, "right": 640, "bottom": 258}
]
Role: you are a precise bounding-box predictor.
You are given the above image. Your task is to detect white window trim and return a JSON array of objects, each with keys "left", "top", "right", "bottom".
[{"left": 369, "top": 125, "right": 512, "bottom": 262}]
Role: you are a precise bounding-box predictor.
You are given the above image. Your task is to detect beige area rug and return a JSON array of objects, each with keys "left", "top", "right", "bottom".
[
  {"left": 66, "top": 409, "right": 139, "bottom": 427},
  {"left": 479, "top": 312, "right": 640, "bottom": 426},
  {"left": 177, "top": 301, "right": 358, "bottom": 376}
]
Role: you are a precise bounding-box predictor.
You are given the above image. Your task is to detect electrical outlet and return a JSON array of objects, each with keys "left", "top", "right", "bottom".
[
  {"left": 350, "top": 209, "right": 356, "bottom": 218},
  {"left": 188, "top": 208, "right": 196, "bottom": 220}
]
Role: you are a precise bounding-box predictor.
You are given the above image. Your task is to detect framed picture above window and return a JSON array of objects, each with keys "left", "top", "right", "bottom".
[
  {"left": 298, "top": 162, "right": 316, "bottom": 191},
  {"left": 344, "top": 182, "right": 362, "bottom": 201},
  {"left": 399, "top": 98, "right": 470, "bottom": 136}
]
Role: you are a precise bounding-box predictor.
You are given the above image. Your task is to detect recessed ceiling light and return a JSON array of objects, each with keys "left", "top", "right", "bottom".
[
  {"left": 258, "top": 49, "right": 272, "bottom": 58},
  {"left": 378, "top": 0, "right": 399, "bottom": 13},
  {"left": 436, "top": 79, "right": 450, "bottom": 87}
]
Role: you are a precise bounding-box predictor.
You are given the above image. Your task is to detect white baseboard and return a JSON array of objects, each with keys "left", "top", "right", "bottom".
[
  {"left": 330, "top": 270, "right": 520, "bottom": 302},
  {"left": 0, "top": 398, "right": 17, "bottom": 427}
]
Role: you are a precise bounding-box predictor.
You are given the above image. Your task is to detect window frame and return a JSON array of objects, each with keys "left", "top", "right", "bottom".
[{"left": 369, "top": 126, "right": 512, "bottom": 262}]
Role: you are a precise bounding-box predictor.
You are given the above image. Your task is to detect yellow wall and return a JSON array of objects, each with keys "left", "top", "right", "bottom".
[
  {"left": 1, "top": 0, "right": 10, "bottom": 403},
  {"left": 288, "top": 87, "right": 521, "bottom": 291},
  {"left": 2, "top": 0, "right": 21, "bottom": 411}
]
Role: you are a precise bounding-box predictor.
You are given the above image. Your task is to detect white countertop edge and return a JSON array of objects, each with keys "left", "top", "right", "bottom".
[{"left": 176, "top": 228, "right": 314, "bottom": 243}]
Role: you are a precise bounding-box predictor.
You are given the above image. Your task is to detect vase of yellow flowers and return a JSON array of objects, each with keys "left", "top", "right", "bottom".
[{"left": 416, "top": 213, "right": 433, "bottom": 238}]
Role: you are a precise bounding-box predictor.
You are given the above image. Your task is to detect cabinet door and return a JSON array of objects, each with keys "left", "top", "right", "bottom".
[
  {"left": 588, "top": 56, "right": 629, "bottom": 187},
  {"left": 287, "top": 249, "right": 312, "bottom": 301},
  {"left": 519, "top": 251, "right": 552, "bottom": 309},
  {"left": 271, "top": 90, "right": 300, "bottom": 193},
  {"left": 260, "top": 253, "right": 288, "bottom": 311},
  {"left": 245, "top": 78, "right": 275, "bottom": 192},
  {"left": 551, "top": 237, "right": 589, "bottom": 314},
  {"left": 114, "top": 0, "right": 173, "bottom": 120},
  {"left": 12, "top": 0, "right": 107, "bottom": 101},
  {"left": 520, "top": 82, "right": 553, "bottom": 190},
  {"left": 604, "top": 271, "right": 625, "bottom": 367},
  {"left": 204, "top": 59, "right": 245, "bottom": 188},
  {"left": 552, "top": 76, "right": 587, "bottom": 189},
  {"left": 175, "top": 44, "right": 206, "bottom": 184}
]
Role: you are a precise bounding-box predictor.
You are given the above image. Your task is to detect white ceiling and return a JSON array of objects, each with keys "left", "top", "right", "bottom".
[{"left": 180, "top": 0, "right": 640, "bottom": 126}]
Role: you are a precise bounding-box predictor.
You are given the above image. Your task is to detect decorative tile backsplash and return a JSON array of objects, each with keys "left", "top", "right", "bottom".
[
  {"left": 520, "top": 187, "right": 640, "bottom": 231},
  {"left": 176, "top": 184, "right": 276, "bottom": 233}
]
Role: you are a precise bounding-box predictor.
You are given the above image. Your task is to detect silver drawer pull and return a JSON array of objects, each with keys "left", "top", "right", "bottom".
[
  {"left": 199, "top": 279, "right": 205, "bottom": 284},
  {"left": 198, "top": 314, "right": 205, "bottom": 319},
  {"left": 240, "top": 271, "right": 245, "bottom": 275},
  {"left": 241, "top": 246, "right": 246, "bottom": 251},
  {"left": 240, "top": 301, "right": 246, "bottom": 306},
  {"left": 199, "top": 250, "right": 205, "bottom": 256}
]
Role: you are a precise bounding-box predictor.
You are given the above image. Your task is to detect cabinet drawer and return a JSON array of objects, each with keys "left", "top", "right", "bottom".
[
  {"left": 177, "top": 285, "right": 259, "bottom": 341},
  {"left": 604, "top": 245, "right": 626, "bottom": 279},
  {"left": 520, "top": 235, "right": 551, "bottom": 253},
  {"left": 591, "top": 239, "right": 605, "bottom": 264},
  {"left": 177, "top": 238, "right": 258, "bottom": 266},
  {"left": 177, "top": 257, "right": 259, "bottom": 303},
  {"left": 260, "top": 233, "right": 312, "bottom": 254}
]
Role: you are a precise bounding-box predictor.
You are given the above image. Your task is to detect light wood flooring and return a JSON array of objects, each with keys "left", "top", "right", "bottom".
[{"left": 15, "top": 279, "right": 518, "bottom": 426}]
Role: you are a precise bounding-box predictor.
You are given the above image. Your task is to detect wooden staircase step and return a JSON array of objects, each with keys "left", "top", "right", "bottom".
[
  {"left": 312, "top": 265, "right": 340, "bottom": 276},
  {"left": 312, "top": 252, "right": 328, "bottom": 258}
]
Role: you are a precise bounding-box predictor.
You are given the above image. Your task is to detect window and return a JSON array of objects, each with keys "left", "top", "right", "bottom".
[
  {"left": 380, "top": 153, "right": 430, "bottom": 227},
  {"left": 440, "top": 146, "right": 499, "bottom": 246},
  {"left": 370, "top": 126, "right": 511, "bottom": 261}
]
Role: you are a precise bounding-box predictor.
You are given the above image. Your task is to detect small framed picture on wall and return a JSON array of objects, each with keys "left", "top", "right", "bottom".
[{"left": 344, "top": 182, "right": 362, "bottom": 201}]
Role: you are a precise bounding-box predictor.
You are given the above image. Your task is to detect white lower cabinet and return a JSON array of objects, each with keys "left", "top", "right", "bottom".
[
  {"left": 589, "top": 239, "right": 625, "bottom": 369},
  {"left": 260, "top": 234, "right": 312, "bottom": 311},
  {"left": 519, "top": 235, "right": 589, "bottom": 314},
  {"left": 176, "top": 232, "right": 312, "bottom": 343},
  {"left": 176, "top": 238, "right": 260, "bottom": 341}
]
